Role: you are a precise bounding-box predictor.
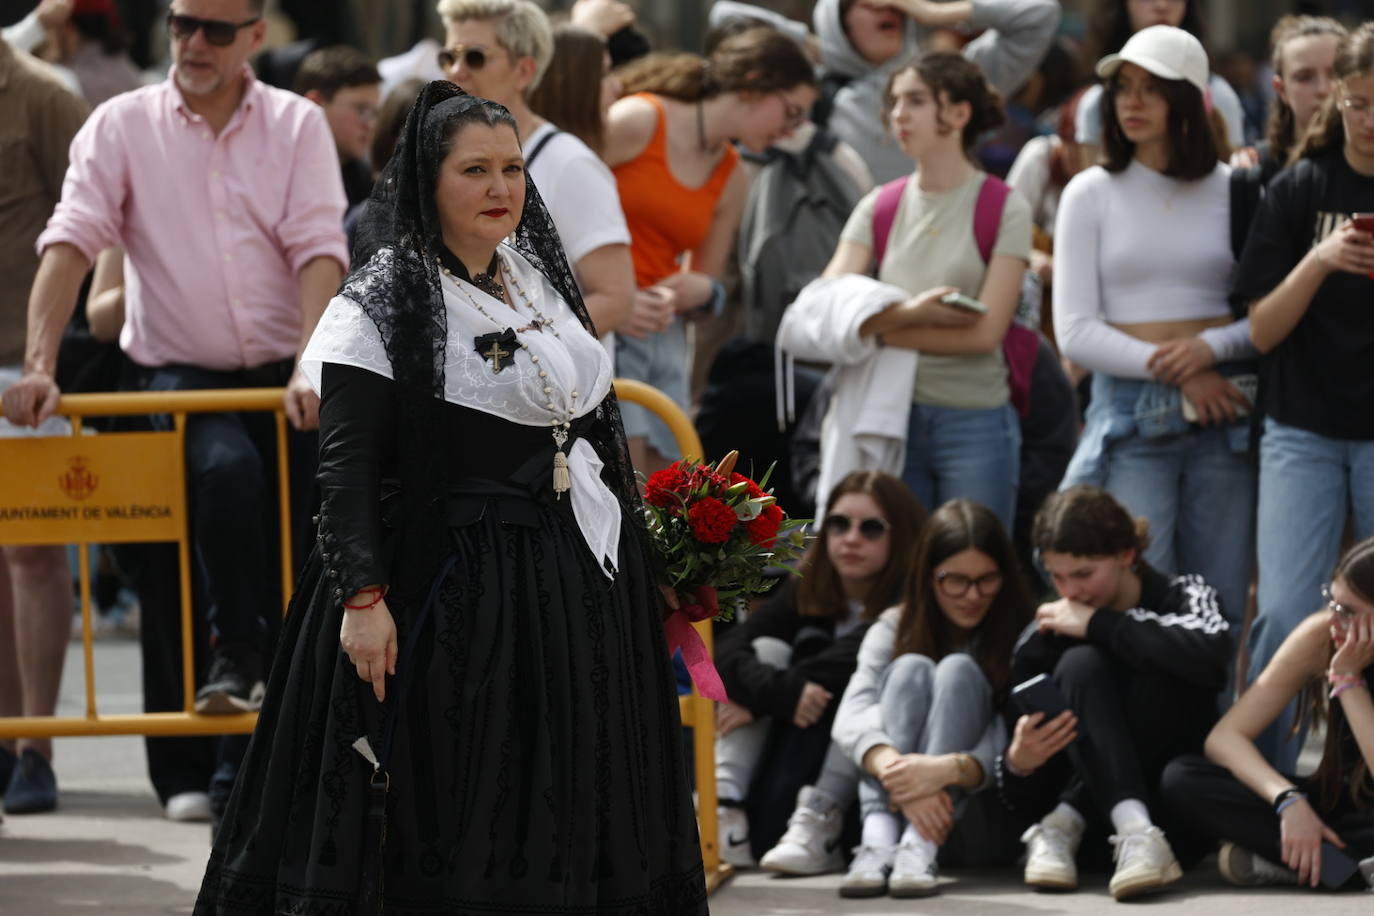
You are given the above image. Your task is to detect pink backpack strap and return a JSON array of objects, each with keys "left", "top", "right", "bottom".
[
  {"left": 973, "top": 175, "right": 1011, "bottom": 264},
  {"left": 870, "top": 176, "right": 909, "bottom": 271}
]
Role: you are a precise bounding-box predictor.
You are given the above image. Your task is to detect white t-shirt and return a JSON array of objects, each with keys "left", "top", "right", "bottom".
[
  {"left": 525, "top": 122, "right": 631, "bottom": 267},
  {"left": 1006, "top": 135, "right": 1063, "bottom": 236},
  {"left": 1052, "top": 161, "right": 1252, "bottom": 378}
]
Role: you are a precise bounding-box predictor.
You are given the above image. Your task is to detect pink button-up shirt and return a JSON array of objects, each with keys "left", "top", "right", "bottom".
[{"left": 38, "top": 67, "right": 349, "bottom": 371}]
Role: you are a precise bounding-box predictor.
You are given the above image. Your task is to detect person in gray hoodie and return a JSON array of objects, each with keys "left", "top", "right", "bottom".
[{"left": 814, "top": 0, "right": 1061, "bottom": 183}]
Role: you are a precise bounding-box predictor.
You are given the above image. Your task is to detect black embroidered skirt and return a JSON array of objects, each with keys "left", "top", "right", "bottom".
[{"left": 194, "top": 482, "right": 708, "bottom": 914}]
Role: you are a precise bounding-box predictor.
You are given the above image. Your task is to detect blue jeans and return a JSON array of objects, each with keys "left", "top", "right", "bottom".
[
  {"left": 1062, "top": 374, "right": 1255, "bottom": 636},
  {"left": 615, "top": 319, "right": 688, "bottom": 460},
  {"left": 857, "top": 653, "right": 996, "bottom": 820},
  {"left": 1249, "top": 418, "right": 1374, "bottom": 769},
  {"left": 901, "top": 402, "right": 1020, "bottom": 529}
]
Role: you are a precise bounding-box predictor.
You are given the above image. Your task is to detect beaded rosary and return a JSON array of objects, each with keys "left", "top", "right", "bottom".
[{"left": 438, "top": 252, "right": 577, "bottom": 497}]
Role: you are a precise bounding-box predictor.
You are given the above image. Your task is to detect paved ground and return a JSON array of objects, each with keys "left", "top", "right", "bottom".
[{"left": 1, "top": 639, "right": 1370, "bottom": 914}]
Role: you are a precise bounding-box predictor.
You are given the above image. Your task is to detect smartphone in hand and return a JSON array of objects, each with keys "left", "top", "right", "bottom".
[
  {"left": 1012, "top": 673, "right": 1072, "bottom": 721},
  {"left": 939, "top": 291, "right": 989, "bottom": 314}
]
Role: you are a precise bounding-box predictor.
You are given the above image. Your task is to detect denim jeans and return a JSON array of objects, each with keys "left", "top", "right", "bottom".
[
  {"left": 901, "top": 402, "right": 1020, "bottom": 529},
  {"left": 1061, "top": 373, "right": 1256, "bottom": 636},
  {"left": 857, "top": 653, "right": 997, "bottom": 820},
  {"left": 1249, "top": 417, "right": 1374, "bottom": 770},
  {"left": 615, "top": 319, "right": 688, "bottom": 459}
]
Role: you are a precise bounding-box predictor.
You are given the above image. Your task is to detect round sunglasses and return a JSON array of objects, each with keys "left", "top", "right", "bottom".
[
  {"left": 167, "top": 12, "right": 260, "bottom": 47},
  {"left": 821, "top": 514, "right": 890, "bottom": 541},
  {"left": 438, "top": 45, "right": 492, "bottom": 72}
]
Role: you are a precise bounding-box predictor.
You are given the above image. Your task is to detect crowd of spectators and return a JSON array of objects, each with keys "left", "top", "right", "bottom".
[{"left": 2, "top": 0, "right": 1373, "bottom": 902}]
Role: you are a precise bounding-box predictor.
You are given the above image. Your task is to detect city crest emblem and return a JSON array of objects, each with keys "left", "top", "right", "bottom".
[{"left": 59, "top": 456, "right": 98, "bottom": 501}]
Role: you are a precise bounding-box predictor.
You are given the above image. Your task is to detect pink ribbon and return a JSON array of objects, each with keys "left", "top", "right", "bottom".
[{"left": 664, "top": 586, "right": 727, "bottom": 702}]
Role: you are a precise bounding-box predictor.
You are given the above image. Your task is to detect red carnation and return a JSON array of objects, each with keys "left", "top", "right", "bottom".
[
  {"left": 746, "top": 503, "right": 784, "bottom": 546},
  {"left": 645, "top": 465, "right": 689, "bottom": 508},
  {"left": 688, "top": 497, "right": 738, "bottom": 544}
]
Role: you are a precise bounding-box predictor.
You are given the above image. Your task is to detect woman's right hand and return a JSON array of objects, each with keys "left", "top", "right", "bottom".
[
  {"left": 716, "top": 701, "right": 754, "bottom": 736},
  {"left": 897, "top": 286, "right": 975, "bottom": 328},
  {"left": 792, "top": 681, "right": 834, "bottom": 728},
  {"left": 897, "top": 791, "right": 954, "bottom": 845},
  {"left": 1179, "top": 370, "right": 1249, "bottom": 426},
  {"left": 1314, "top": 220, "right": 1374, "bottom": 277},
  {"left": 618, "top": 287, "right": 675, "bottom": 339},
  {"left": 340, "top": 595, "right": 398, "bottom": 702},
  {"left": 1280, "top": 796, "right": 1345, "bottom": 888},
  {"left": 1006, "top": 710, "right": 1077, "bottom": 775}
]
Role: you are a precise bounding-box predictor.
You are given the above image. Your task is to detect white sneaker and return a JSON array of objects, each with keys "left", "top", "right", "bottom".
[
  {"left": 1217, "top": 841, "right": 1298, "bottom": 886},
  {"left": 839, "top": 844, "right": 894, "bottom": 898},
  {"left": 717, "top": 803, "right": 756, "bottom": 868},
  {"left": 758, "top": 786, "right": 845, "bottom": 876},
  {"left": 165, "top": 791, "right": 212, "bottom": 823},
  {"left": 1022, "top": 810, "right": 1082, "bottom": 890},
  {"left": 889, "top": 837, "right": 939, "bottom": 898},
  {"left": 1108, "top": 826, "right": 1182, "bottom": 900}
]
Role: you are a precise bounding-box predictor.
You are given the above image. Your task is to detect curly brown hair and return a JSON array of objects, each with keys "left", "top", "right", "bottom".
[{"left": 882, "top": 51, "right": 1006, "bottom": 156}]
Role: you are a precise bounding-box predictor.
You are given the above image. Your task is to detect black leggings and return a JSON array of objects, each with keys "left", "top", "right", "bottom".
[
  {"left": 1037, "top": 645, "right": 1218, "bottom": 867},
  {"left": 1162, "top": 754, "right": 1374, "bottom": 888}
]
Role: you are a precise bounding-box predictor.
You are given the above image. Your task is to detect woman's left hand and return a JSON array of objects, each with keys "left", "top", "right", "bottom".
[
  {"left": 716, "top": 701, "right": 754, "bottom": 736},
  {"left": 656, "top": 271, "right": 714, "bottom": 315},
  {"left": 1035, "top": 598, "right": 1095, "bottom": 639},
  {"left": 1331, "top": 610, "right": 1374, "bottom": 677},
  {"left": 1146, "top": 337, "right": 1215, "bottom": 385},
  {"left": 896, "top": 791, "right": 954, "bottom": 845},
  {"left": 880, "top": 752, "right": 950, "bottom": 802}
]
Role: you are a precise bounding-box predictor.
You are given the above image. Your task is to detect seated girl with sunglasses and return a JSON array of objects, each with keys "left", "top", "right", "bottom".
[
  {"left": 1161, "top": 536, "right": 1374, "bottom": 891},
  {"left": 830, "top": 499, "right": 1032, "bottom": 898},
  {"left": 1005, "top": 485, "right": 1230, "bottom": 901},
  {"left": 713, "top": 471, "right": 926, "bottom": 871}
]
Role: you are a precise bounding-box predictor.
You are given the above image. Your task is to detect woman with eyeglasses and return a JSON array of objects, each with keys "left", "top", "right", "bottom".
[
  {"left": 1006, "top": 485, "right": 1229, "bottom": 900},
  {"left": 604, "top": 25, "right": 816, "bottom": 473},
  {"left": 1161, "top": 536, "right": 1374, "bottom": 891},
  {"left": 712, "top": 471, "right": 925, "bottom": 872},
  {"left": 1233, "top": 22, "right": 1374, "bottom": 774},
  {"left": 829, "top": 499, "right": 1032, "bottom": 898}
]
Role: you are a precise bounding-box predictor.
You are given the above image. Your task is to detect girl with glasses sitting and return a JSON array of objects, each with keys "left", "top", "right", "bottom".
[
  {"left": 1007, "top": 485, "right": 1230, "bottom": 901},
  {"left": 1162, "top": 535, "right": 1374, "bottom": 892},
  {"left": 713, "top": 471, "right": 925, "bottom": 872},
  {"left": 828, "top": 498, "right": 1032, "bottom": 898}
]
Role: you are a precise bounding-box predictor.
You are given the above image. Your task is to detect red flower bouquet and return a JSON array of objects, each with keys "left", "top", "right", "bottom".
[{"left": 642, "top": 452, "right": 808, "bottom": 701}]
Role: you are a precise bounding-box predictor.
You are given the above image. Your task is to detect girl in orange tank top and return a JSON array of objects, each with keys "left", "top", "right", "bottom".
[{"left": 603, "top": 26, "right": 817, "bottom": 471}]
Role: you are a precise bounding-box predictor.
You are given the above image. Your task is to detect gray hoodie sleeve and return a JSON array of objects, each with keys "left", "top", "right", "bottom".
[
  {"left": 961, "top": 0, "right": 1061, "bottom": 99},
  {"left": 831, "top": 612, "right": 897, "bottom": 768}
]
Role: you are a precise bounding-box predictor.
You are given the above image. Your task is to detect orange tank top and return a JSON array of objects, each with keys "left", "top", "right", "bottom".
[{"left": 612, "top": 93, "right": 740, "bottom": 288}]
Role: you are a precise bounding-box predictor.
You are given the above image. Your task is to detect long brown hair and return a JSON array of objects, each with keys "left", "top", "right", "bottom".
[
  {"left": 528, "top": 24, "right": 608, "bottom": 154},
  {"left": 1265, "top": 16, "right": 1347, "bottom": 168},
  {"left": 797, "top": 471, "right": 927, "bottom": 622},
  {"left": 1296, "top": 536, "right": 1374, "bottom": 811},
  {"left": 1294, "top": 22, "right": 1374, "bottom": 165},
  {"left": 892, "top": 500, "right": 1032, "bottom": 700},
  {"left": 614, "top": 25, "right": 814, "bottom": 102}
]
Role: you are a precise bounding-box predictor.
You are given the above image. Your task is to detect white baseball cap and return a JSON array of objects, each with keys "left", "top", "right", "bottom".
[{"left": 1096, "top": 25, "right": 1209, "bottom": 97}]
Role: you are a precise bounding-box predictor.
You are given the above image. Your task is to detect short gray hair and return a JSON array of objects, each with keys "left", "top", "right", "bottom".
[{"left": 436, "top": 0, "right": 554, "bottom": 92}]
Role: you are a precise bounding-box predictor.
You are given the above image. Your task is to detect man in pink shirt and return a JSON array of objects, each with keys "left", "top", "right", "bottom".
[{"left": 2, "top": 0, "right": 348, "bottom": 827}]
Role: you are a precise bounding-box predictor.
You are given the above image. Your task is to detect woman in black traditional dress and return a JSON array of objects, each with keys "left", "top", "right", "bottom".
[{"left": 194, "top": 82, "right": 709, "bottom": 915}]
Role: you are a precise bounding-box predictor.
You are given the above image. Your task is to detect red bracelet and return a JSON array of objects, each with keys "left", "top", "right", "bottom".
[{"left": 344, "top": 587, "right": 384, "bottom": 610}]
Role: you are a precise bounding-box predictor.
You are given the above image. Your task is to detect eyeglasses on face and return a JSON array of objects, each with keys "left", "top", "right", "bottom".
[
  {"left": 167, "top": 11, "right": 260, "bottom": 47},
  {"left": 935, "top": 570, "right": 1003, "bottom": 599},
  {"left": 1322, "top": 582, "right": 1355, "bottom": 621},
  {"left": 821, "top": 513, "right": 890, "bottom": 541},
  {"left": 438, "top": 45, "right": 490, "bottom": 72},
  {"left": 1339, "top": 95, "right": 1374, "bottom": 121},
  {"left": 775, "top": 92, "right": 807, "bottom": 130}
]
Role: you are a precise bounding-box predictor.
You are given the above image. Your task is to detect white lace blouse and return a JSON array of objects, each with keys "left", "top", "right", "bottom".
[{"left": 300, "top": 243, "right": 622, "bottom": 575}]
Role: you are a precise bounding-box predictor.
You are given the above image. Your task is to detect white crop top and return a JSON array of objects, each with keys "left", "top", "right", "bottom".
[{"left": 1052, "top": 161, "right": 1253, "bottom": 379}]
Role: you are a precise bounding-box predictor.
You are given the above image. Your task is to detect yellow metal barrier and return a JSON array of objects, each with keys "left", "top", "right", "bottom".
[
  {"left": 611, "top": 379, "right": 730, "bottom": 893},
  {"left": 0, "top": 388, "right": 292, "bottom": 739},
  {"left": 0, "top": 380, "right": 727, "bottom": 891}
]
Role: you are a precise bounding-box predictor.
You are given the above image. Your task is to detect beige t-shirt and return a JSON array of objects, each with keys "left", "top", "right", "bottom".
[{"left": 841, "top": 171, "right": 1032, "bottom": 408}]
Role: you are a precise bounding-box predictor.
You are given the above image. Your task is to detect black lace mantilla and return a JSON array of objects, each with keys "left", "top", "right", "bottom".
[{"left": 339, "top": 82, "right": 645, "bottom": 607}]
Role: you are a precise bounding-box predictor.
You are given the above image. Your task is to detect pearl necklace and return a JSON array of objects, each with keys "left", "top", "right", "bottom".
[{"left": 438, "top": 251, "right": 578, "bottom": 497}]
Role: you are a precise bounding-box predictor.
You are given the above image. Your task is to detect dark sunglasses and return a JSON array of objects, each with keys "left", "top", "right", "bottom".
[
  {"left": 821, "top": 514, "right": 890, "bottom": 541},
  {"left": 167, "top": 12, "right": 260, "bottom": 47},
  {"left": 438, "top": 45, "right": 490, "bottom": 72}
]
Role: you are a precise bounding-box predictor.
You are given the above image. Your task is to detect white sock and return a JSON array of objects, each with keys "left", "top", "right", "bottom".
[
  {"left": 899, "top": 823, "right": 939, "bottom": 855},
  {"left": 716, "top": 778, "right": 743, "bottom": 805},
  {"left": 1109, "top": 798, "right": 1152, "bottom": 834},
  {"left": 1049, "top": 802, "right": 1086, "bottom": 835},
  {"left": 861, "top": 811, "right": 901, "bottom": 848}
]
